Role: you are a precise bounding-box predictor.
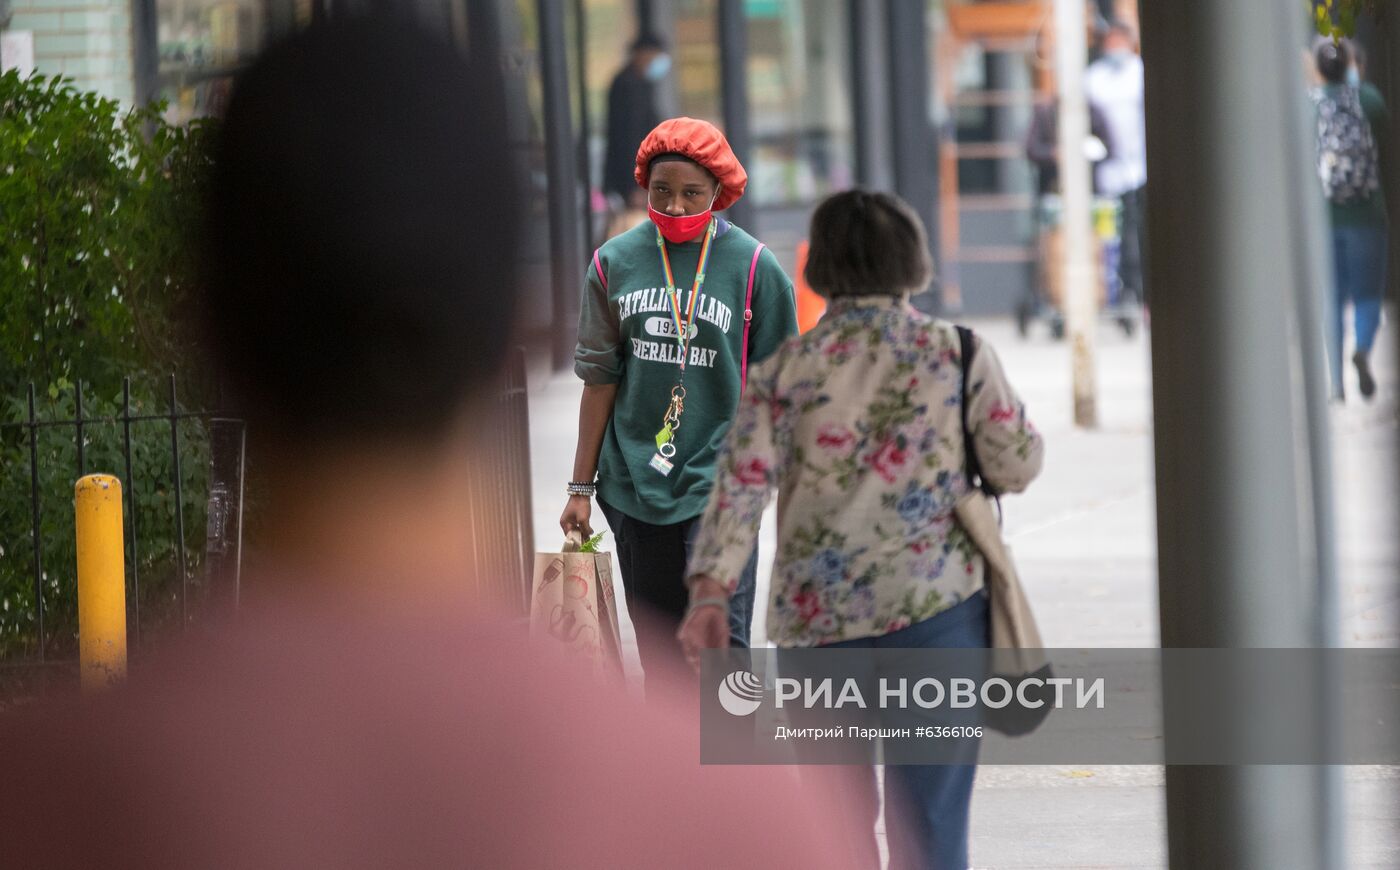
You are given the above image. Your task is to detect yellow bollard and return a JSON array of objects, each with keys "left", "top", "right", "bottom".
[{"left": 75, "top": 474, "right": 127, "bottom": 690}]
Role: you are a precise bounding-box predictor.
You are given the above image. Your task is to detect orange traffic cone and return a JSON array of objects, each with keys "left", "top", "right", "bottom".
[{"left": 794, "top": 241, "right": 826, "bottom": 334}]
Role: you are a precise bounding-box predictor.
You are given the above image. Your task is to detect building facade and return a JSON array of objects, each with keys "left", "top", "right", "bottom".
[
  {"left": 1, "top": 0, "right": 1132, "bottom": 365},
  {"left": 478, "top": 0, "right": 1135, "bottom": 363},
  {"left": 6, "top": 0, "right": 138, "bottom": 104}
]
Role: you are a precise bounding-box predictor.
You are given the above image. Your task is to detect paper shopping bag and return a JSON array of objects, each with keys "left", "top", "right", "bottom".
[{"left": 529, "top": 535, "right": 624, "bottom": 677}]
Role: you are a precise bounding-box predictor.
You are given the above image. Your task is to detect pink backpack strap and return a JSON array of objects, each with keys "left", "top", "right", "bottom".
[
  {"left": 741, "top": 243, "right": 765, "bottom": 394},
  {"left": 592, "top": 249, "right": 607, "bottom": 290}
]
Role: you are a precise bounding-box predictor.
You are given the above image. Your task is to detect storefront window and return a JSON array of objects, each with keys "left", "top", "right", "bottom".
[
  {"left": 575, "top": 0, "right": 638, "bottom": 245},
  {"left": 672, "top": 0, "right": 721, "bottom": 123},
  {"left": 578, "top": 0, "right": 637, "bottom": 137},
  {"left": 743, "top": 0, "right": 853, "bottom": 208},
  {"left": 155, "top": 0, "right": 306, "bottom": 123},
  {"left": 668, "top": 0, "right": 852, "bottom": 210},
  {"left": 655, "top": 0, "right": 853, "bottom": 271}
]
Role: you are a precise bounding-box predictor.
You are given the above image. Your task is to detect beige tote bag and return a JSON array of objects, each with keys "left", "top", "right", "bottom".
[
  {"left": 953, "top": 489, "right": 1047, "bottom": 677},
  {"left": 956, "top": 325, "right": 1053, "bottom": 736}
]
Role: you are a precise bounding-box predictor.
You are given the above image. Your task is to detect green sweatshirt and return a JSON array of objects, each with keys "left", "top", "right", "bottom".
[{"left": 575, "top": 218, "right": 798, "bottom": 525}]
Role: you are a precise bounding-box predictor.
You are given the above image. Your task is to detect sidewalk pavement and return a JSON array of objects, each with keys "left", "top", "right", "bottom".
[{"left": 525, "top": 316, "right": 1400, "bottom": 869}]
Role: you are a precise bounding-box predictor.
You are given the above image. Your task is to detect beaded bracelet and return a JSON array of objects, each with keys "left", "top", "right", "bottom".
[{"left": 566, "top": 481, "right": 596, "bottom": 497}]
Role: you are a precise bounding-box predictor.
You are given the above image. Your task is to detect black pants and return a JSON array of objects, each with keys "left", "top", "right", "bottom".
[{"left": 598, "top": 497, "right": 756, "bottom": 685}]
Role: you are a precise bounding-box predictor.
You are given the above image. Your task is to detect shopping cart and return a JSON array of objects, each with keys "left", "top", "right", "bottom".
[{"left": 1016, "top": 195, "right": 1138, "bottom": 340}]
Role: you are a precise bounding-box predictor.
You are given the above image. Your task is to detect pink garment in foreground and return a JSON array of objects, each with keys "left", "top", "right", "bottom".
[{"left": 0, "top": 584, "right": 857, "bottom": 868}]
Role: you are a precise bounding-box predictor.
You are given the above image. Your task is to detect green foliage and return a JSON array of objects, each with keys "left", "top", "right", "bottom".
[
  {"left": 1315, "top": 0, "right": 1381, "bottom": 40},
  {"left": 0, "top": 72, "right": 217, "bottom": 658},
  {"left": 0, "top": 71, "right": 216, "bottom": 400},
  {"left": 578, "top": 531, "right": 607, "bottom": 554}
]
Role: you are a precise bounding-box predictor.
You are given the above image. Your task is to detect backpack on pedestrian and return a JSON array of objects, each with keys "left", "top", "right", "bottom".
[{"left": 1315, "top": 86, "right": 1381, "bottom": 204}]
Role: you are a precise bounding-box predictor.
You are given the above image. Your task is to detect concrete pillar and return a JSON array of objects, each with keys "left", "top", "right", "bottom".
[{"left": 1140, "top": 1, "right": 1341, "bottom": 866}]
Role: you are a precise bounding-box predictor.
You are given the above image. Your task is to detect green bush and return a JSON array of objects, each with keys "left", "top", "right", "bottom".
[{"left": 0, "top": 72, "right": 216, "bottom": 658}]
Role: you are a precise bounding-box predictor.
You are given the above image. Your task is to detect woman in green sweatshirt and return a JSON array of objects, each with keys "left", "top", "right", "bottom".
[{"left": 561, "top": 117, "right": 798, "bottom": 683}]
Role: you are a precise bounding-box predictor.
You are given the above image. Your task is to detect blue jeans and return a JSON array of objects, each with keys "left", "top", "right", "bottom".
[
  {"left": 821, "top": 591, "right": 990, "bottom": 870},
  {"left": 597, "top": 498, "right": 758, "bottom": 680},
  {"left": 1330, "top": 224, "right": 1387, "bottom": 395}
]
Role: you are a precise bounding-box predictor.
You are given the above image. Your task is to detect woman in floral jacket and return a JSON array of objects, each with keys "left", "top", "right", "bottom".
[{"left": 679, "top": 190, "right": 1044, "bottom": 870}]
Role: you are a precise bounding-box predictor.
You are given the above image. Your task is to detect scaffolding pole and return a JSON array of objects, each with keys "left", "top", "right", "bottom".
[{"left": 1055, "top": 0, "right": 1098, "bottom": 428}]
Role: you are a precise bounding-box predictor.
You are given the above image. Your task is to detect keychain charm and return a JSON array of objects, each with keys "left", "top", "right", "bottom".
[
  {"left": 650, "top": 434, "right": 677, "bottom": 476},
  {"left": 649, "top": 450, "right": 675, "bottom": 476},
  {"left": 652, "top": 387, "right": 684, "bottom": 477},
  {"left": 650, "top": 431, "right": 677, "bottom": 476}
]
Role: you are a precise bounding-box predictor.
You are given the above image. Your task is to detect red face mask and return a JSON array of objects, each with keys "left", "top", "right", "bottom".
[{"left": 648, "top": 191, "right": 719, "bottom": 243}]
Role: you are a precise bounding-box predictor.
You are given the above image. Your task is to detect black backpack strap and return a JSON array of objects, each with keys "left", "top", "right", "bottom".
[
  {"left": 957, "top": 325, "right": 980, "bottom": 488},
  {"left": 957, "top": 325, "right": 997, "bottom": 499}
]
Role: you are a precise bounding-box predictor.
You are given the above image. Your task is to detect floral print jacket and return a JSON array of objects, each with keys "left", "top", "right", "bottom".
[{"left": 687, "top": 296, "right": 1044, "bottom": 647}]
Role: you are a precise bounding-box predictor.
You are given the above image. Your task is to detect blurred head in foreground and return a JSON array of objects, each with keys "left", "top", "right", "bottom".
[
  {"left": 204, "top": 13, "right": 518, "bottom": 443},
  {"left": 200, "top": 14, "right": 519, "bottom": 584}
]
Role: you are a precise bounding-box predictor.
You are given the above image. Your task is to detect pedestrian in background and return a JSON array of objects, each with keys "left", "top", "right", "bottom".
[
  {"left": 1314, "top": 37, "right": 1389, "bottom": 400},
  {"left": 563, "top": 117, "right": 798, "bottom": 688},
  {"left": 1022, "top": 90, "right": 1116, "bottom": 334},
  {"left": 1026, "top": 97, "right": 1115, "bottom": 198},
  {"left": 0, "top": 18, "right": 853, "bottom": 867},
  {"left": 680, "top": 190, "right": 1044, "bottom": 869},
  {"left": 603, "top": 33, "right": 667, "bottom": 231},
  {"left": 1085, "top": 20, "right": 1148, "bottom": 307}
]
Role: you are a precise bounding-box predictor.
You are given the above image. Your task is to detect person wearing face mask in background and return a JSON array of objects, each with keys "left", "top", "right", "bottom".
[
  {"left": 603, "top": 34, "right": 669, "bottom": 237},
  {"left": 1085, "top": 20, "right": 1149, "bottom": 309},
  {"left": 564, "top": 118, "right": 798, "bottom": 689}
]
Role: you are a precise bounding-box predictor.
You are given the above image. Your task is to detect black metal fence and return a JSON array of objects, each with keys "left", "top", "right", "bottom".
[
  {"left": 469, "top": 349, "right": 536, "bottom": 612},
  {"left": 0, "top": 375, "right": 243, "bottom": 664},
  {"left": 1, "top": 350, "right": 536, "bottom": 670}
]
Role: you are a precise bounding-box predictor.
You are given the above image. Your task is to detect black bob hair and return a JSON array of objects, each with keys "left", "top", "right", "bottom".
[
  {"left": 804, "top": 190, "right": 933, "bottom": 300},
  {"left": 1316, "top": 38, "right": 1352, "bottom": 85}
]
